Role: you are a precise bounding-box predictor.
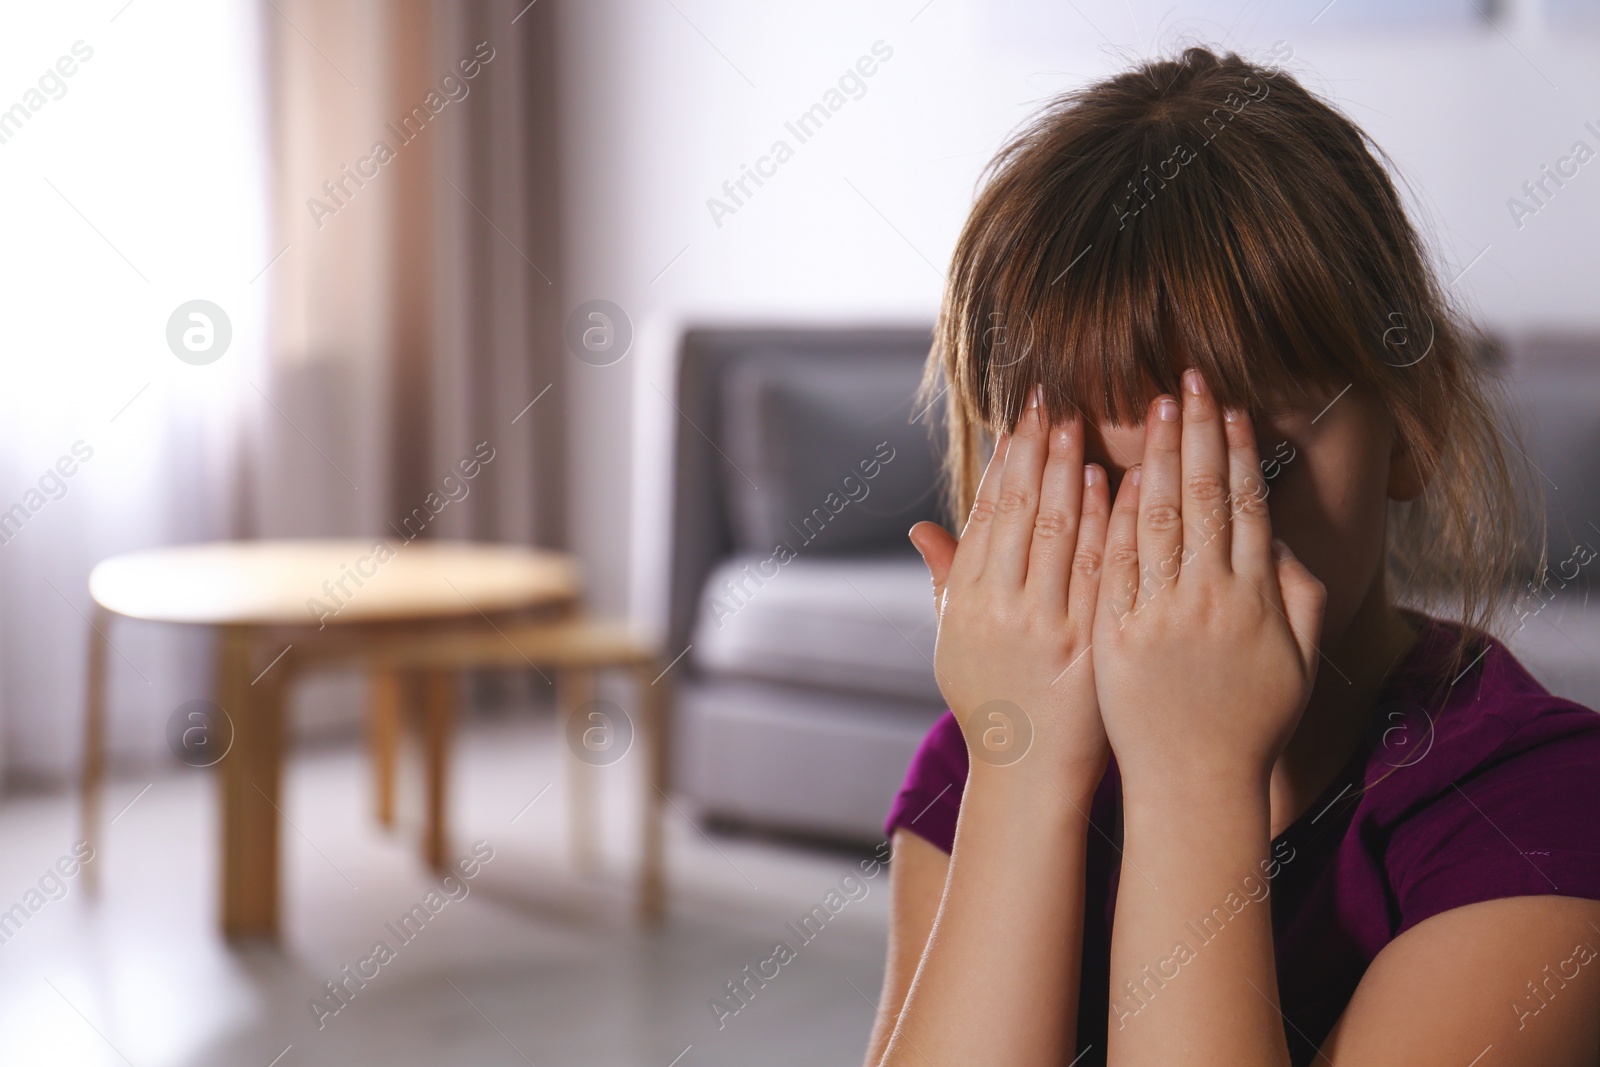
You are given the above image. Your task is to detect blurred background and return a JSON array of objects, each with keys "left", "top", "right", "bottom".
[{"left": 0, "top": 0, "right": 1597, "bottom": 1064}]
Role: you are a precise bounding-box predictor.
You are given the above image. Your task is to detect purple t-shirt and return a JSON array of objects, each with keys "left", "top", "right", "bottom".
[{"left": 883, "top": 614, "right": 1600, "bottom": 1066}]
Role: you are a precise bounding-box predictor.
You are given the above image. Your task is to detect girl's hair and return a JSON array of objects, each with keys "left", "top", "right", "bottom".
[{"left": 920, "top": 43, "right": 1539, "bottom": 669}]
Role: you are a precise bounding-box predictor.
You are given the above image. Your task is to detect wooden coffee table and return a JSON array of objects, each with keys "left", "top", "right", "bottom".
[{"left": 82, "top": 539, "right": 670, "bottom": 940}]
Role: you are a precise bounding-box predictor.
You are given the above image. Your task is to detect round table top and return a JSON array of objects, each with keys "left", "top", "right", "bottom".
[{"left": 88, "top": 539, "right": 580, "bottom": 627}]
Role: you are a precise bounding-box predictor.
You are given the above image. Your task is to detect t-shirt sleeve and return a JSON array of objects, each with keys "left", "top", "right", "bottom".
[
  {"left": 1388, "top": 702, "right": 1600, "bottom": 936},
  {"left": 882, "top": 710, "right": 968, "bottom": 854}
]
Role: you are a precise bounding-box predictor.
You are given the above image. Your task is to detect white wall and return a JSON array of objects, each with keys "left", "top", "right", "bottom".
[{"left": 550, "top": 0, "right": 1600, "bottom": 629}]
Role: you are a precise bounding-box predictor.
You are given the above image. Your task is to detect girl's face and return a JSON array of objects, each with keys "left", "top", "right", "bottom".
[{"left": 1082, "top": 385, "right": 1407, "bottom": 650}]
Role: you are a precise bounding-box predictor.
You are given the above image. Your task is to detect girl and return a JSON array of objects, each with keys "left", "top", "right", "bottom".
[{"left": 865, "top": 45, "right": 1600, "bottom": 1067}]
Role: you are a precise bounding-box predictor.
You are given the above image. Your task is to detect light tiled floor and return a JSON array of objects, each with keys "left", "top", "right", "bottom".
[{"left": 0, "top": 713, "right": 889, "bottom": 1066}]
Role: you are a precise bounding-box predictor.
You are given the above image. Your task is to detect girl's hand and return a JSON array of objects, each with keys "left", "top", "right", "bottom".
[
  {"left": 1091, "top": 370, "right": 1327, "bottom": 795},
  {"left": 910, "top": 387, "right": 1112, "bottom": 791}
]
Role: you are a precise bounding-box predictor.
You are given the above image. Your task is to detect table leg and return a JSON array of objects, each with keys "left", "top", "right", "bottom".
[
  {"left": 635, "top": 662, "right": 669, "bottom": 925},
  {"left": 558, "top": 667, "right": 599, "bottom": 876},
  {"left": 421, "top": 670, "right": 456, "bottom": 871},
  {"left": 80, "top": 606, "right": 111, "bottom": 895},
  {"left": 219, "top": 628, "right": 285, "bottom": 941},
  {"left": 368, "top": 671, "right": 403, "bottom": 828}
]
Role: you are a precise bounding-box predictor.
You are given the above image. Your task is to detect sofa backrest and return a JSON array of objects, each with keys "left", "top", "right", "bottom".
[
  {"left": 667, "top": 326, "right": 941, "bottom": 660},
  {"left": 1497, "top": 334, "right": 1600, "bottom": 597}
]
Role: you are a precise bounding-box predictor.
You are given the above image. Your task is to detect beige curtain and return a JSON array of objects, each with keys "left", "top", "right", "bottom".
[
  {"left": 259, "top": 0, "right": 565, "bottom": 548},
  {"left": 257, "top": 0, "right": 567, "bottom": 731}
]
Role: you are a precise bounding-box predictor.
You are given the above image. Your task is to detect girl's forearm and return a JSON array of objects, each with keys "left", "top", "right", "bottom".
[
  {"left": 880, "top": 767, "right": 1096, "bottom": 1067},
  {"left": 1108, "top": 781, "right": 1291, "bottom": 1067}
]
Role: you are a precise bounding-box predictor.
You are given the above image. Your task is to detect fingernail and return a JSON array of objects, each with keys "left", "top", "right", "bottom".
[
  {"left": 1156, "top": 397, "right": 1180, "bottom": 422},
  {"left": 1028, "top": 385, "right": 1042, "bottom": 410},
  {"left": 1129, "top": 464, "right": 1142, "bottom": 486},
  {"left": 1224, "top": 407, "right": 1242, "bottom": 422},
  {"left": 1272, "top": 538, "right": 1294, "bottom": 561},
  {"left": 1084, "top": 464, "right": 1100, "bottom": 486},
  {"left": 1183, "top": 368, "right": 1203, "bottom": 395}
]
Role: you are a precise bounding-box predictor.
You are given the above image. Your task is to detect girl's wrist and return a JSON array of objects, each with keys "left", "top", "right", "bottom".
[
  {"left": 956, "top": 708, "right": 1109, "bottom": 804},
  {"left": 1115, "top": 749, "right": 1274, "bottom": 807},
  {"left": 965, "top": 758, "right": 1104, "bottom": 818},
  {"left": 953, "top": 775, "right": 1097, "bottom": 862},
  {"left": 1120, "top": 772, "right": 1272, "bottom": 831}
]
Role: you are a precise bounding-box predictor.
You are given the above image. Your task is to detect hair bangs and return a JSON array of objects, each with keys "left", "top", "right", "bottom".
[{"left": 963, "top": 149, "right": 1375, "bottom": 439}]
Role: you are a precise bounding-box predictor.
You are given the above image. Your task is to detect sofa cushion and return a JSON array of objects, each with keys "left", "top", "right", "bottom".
[
  {"left": 691, "top": 553, "right": 943, "bottom": 704},
  {"left": 720, "top": 353, "right": 942, "bottom": 555},
  {"left": 674, "top": 677, "right": 946, "bottom": 843}
]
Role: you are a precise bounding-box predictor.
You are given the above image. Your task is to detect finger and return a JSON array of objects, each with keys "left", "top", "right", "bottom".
[
  {"left": 987, "top": 386, "right": 1050, "bottom": 588},
  {"left": 1067, "top": 463, "right": 1111, "bottom": 634},
  {"left": 1098, "top": 462, "right": 1142, "bottom": 626},
  {"left": 1179, "top": 369, "right": 1232, "bottom": 573},
  {"left": 909, "top": 521, "right": 958, "bottom": 616},
  {"left": 1136, "top": 394, "right": 1184, "bottom": 593},
  {"left": 1273, "top": 539, "right": 1327, "bottom": 679},
  {"left": 949, "top": 431, "right": 1010, "bottom": 586},
  {"left": 1224, "top": 407, "right": 1275, "bottom": 583},
  {"left": 1024, "top": 414, "right": 1085, "bottom": 612}
]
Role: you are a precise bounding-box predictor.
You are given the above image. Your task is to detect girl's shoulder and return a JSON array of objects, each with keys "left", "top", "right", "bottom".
[
  {"left": 1362, "top": 614, "right": 1600, "bottom": 934},
  {"left": 1368, "top": 613, "right": 1600, "bottom": 799}
]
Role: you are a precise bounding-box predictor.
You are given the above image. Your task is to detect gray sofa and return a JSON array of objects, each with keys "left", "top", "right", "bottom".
[
  {"left": 665, "top": 327, "right": 948, "bottom": 842},
  {"left": 663, "top": 327, "right": 1600, "bottom": 845},
  {"left": 1499, "top": 334, "right": 1600, "bottom": 710}
]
